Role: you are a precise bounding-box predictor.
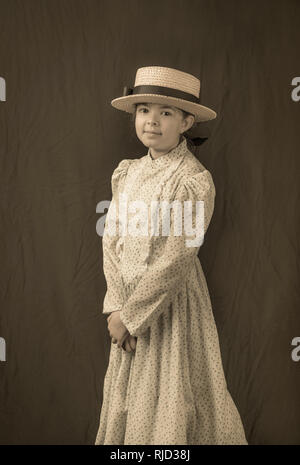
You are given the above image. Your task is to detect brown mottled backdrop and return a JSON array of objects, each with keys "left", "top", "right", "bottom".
[{"left": 0, "top": 0, "right": 299, "bottom": 445}]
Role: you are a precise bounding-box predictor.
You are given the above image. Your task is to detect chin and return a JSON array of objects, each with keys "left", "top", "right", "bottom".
[{"left": 139, "top": 134, "right": 156, "bottom": 144}]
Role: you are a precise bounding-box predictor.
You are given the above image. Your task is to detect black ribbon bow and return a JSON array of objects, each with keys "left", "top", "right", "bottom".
[
  {"left": 186, "top": 136, "right": 208, "bottom": 146},
  {"left": 123, "top": 86, "right": 133, "bottom": 96}
]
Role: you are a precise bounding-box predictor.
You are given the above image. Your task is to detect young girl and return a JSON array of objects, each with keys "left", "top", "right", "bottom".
[{"left": 95, "top": 66, "right": 248, "bottom": 445}]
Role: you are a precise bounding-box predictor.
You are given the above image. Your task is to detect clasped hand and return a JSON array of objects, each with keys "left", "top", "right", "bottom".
[{"left": 107, "top": 311, "right": 137, "bottom": 353}]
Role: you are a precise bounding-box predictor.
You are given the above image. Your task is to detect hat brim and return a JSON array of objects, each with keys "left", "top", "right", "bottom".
[{"left": 111, "top": 94, "right": 217, "bottom": 123}]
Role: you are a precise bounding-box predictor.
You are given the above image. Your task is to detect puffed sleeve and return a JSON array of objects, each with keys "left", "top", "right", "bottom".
[
  {"left": 119, "top": 169, "right": 216, "bottom": 336},
  {"left": 102, "top": 159, "right": 134, "bottom": 314}
]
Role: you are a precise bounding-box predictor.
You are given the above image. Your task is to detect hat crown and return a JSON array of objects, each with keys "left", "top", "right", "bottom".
[{"left": 134, "top": 66, "right": 200, "bottom": 99}]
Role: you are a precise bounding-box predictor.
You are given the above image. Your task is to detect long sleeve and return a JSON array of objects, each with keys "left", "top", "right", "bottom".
[
  {"left": 119, "top": 169, "right": 216, "bottom": 336},
  {"left": 102, "top": 159, "right": 134, "bottom": 314}
]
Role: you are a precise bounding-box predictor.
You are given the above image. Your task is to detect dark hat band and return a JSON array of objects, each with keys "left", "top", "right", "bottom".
[{"left": 122, "top": 84, "right": 200, "bottom": 104}]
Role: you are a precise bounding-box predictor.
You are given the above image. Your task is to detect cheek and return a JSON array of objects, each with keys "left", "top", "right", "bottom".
[
  {"left": 164, "top": 118, "right": 179, "bottom": 130},
  {"left": 135, "top": 114, "right": 143, "bottom": 127},
  {"left": 134, "top": 116, "right": 140, "bottom": 129}
]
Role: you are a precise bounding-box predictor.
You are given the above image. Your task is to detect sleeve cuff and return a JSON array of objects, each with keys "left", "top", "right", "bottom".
[
  {"left": 119, "top": 310, "right": 139, "bottom": 337},
  {"left": 102, "top": 302, "right": 123, "bottom": 314}
]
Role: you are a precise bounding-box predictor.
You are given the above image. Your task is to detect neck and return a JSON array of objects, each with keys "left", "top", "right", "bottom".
[{"left": 150, "top": 135, "right": 183, "bottom": 160}]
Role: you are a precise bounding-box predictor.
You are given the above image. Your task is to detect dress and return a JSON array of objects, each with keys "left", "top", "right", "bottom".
[{"left": 95, "top": 136, "right": 248, "bottom": 445}]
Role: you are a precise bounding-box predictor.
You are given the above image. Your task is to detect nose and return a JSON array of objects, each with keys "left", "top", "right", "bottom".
[
  {"left": 147, "top": 119, "right": 158, "bottom": 127},
  {"left": 146, "top": 113, "right": 159, "bottom": 130}
]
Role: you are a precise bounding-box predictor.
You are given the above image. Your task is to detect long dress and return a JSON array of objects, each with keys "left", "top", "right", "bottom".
[{"left": 95, "top": 136, "right": 248, "bottom": 445}]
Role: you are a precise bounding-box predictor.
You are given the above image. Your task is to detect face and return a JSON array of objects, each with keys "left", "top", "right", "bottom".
[{"left": 134, "top": 102, "right": 194, "bottom": 153}]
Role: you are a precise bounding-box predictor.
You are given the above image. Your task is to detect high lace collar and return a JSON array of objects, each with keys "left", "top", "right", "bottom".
[{"left": 146, "top": 135, "right": 187, "bottom": 168}]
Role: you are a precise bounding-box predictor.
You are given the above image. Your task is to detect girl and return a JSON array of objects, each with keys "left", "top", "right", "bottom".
[{"left": 95, "top": 66, "right": 248, "bottom": 445}]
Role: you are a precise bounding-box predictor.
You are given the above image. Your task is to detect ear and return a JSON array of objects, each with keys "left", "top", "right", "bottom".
[{"left": 181, "top": 114, "right": 195, "bottom": 133}]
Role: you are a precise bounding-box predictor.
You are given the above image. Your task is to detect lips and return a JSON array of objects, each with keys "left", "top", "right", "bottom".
[{"left": 144, "top": 131, "right": 161, "bottom": 135}]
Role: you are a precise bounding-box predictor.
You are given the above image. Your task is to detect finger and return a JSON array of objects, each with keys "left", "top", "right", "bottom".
[
  {"left": 129, "top": 336, "right": 136, "bottom": 351},
  {"left": 107, "top": 313, "right": 114, "bottom": 323},
  {"left": 118, "top": 334, "right": 128, "bottom": 349},
  {"left": 118, "top": 331, "right": 130, "bottom": 350},
  {"left": 124, "top": 339, "right": 132, "bottom": 353}
]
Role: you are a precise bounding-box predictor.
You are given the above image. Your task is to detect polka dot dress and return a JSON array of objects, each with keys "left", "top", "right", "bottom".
[{"left": 95, "top": 136, "right": 248, "bottom": 445}]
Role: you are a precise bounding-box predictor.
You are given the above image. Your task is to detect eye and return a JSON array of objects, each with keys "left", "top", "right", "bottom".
[
  {"left": 138, "top": 107, "right": 148, "bottom": 113},
  {"left": 162, "top": 111, "right": 171, "bottom": 116}
]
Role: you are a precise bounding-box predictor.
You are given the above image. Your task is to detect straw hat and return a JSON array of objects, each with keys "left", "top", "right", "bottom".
[{"left": 111, "top": 66, "right": 217, "bottom": 123}]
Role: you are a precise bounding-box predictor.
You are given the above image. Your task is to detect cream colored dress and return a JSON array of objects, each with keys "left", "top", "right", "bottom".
[{"left": 95, "top": 136, "right": 248, "bottom": 445}]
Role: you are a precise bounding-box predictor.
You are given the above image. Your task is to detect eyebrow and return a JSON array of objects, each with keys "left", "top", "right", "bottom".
[{"left": 137, "top": 103, "right": 175, "bottom": 110}]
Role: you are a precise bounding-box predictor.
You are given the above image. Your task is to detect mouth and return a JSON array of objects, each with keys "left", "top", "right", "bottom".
[{"left": 144, "top": 131, "right": 162, "bottom": 135}]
